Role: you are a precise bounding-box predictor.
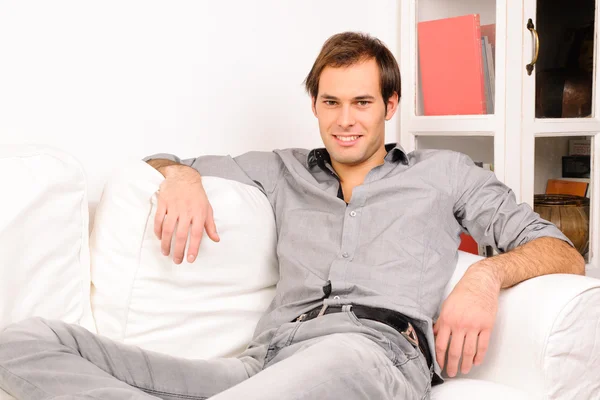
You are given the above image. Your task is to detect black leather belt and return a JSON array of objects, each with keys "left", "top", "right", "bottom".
[{"left": 293, "top": 304, "right": 433, "bottom": 370}]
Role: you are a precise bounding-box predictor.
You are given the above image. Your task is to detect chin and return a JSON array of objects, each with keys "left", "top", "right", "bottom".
[{"left": 330, "top": 152, "right": 365, "bottom": 166}]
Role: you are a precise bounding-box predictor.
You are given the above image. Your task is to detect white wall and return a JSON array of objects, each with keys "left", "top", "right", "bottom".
[
  {"left": 416, "top": 136, "right": 494, "bottom": 165},
  {"left": 417, "top": 0, "right": 497, "bottom": 25},
  {"left": 0, "top": 0, "right": 399, "bottom": 202}
]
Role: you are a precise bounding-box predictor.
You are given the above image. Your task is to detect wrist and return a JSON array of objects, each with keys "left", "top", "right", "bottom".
[
  {"left": 467, "top": 259, "right": 504, "bottom": 290},
  {"left": 146, "top": 159, "right": 181, "bottom": 177},
  {"left": 158, "top": 164, "right": 183, "bottom": 178},
  {"left": 160, "top": 164, "right": 202, "bottom": 186}
]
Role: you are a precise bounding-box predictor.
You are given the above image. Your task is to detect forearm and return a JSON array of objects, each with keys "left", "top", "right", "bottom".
[{"left": 472, "top": 237, "right": 585, "bottom": 289}]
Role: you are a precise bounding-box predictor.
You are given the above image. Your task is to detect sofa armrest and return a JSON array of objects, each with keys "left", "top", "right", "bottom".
[{"left": 465, "top": 273, "right": 600, "bottom": 399}]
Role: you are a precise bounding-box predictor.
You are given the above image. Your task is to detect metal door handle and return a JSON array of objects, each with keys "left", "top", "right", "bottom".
[{"left": 526, "top": 18, "right": 539, "bottom": 75}]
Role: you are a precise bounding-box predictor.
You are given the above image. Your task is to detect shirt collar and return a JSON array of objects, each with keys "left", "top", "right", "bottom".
[{"left": 307, "top": 143, "right": 408, "bottom": 170}]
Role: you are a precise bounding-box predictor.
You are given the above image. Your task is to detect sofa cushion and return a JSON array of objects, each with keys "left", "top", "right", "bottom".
[
  {"left": 90, "top": 160, "right": 279, "bottom": 359},
  {"left": 0, "top": 145, "right": 95, "bottom": 333}
]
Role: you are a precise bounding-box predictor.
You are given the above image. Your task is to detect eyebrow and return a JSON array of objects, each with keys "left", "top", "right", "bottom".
[{"left": 319, "top": 94, "right": 376, "bottom": 101}]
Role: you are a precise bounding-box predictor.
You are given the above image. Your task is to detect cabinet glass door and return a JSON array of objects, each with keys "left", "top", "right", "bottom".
[
  {"left": 534, "top": 136, "right": 593, "bottom": 263},
  {"left": 532, "top": 0, "right": 596, "bottom": 118},
  {"left": 520, "top": 0, "right": 600, "bottom": 270},
  {"left": 416, "top": 0, "right": 497, "bottom": 116}
]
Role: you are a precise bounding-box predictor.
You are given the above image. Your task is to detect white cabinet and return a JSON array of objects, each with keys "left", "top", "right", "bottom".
[{"left": 398, "top": 0, "right": 599, "bottom": 271}]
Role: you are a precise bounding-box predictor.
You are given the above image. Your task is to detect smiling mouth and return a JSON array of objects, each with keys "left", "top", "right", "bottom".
[{"left": 334, "top": 135, "right": 361, "bottom": 142}]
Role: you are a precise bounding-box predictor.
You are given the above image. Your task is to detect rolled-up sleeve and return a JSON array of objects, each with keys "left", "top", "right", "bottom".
[
  {"left": 452, "top": 153, "right": 572, "bottom": 253},
  {"left": 143, "top": 151, "right": 284, "bottom": 198}
]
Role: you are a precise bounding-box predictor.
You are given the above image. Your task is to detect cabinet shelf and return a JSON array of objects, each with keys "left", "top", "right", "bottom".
[
  {"left": 405, "top": 115, "right": 497, "bottom": 134},
  {"left": 531, "top": 119, "right": 600, "bottom": 135}
]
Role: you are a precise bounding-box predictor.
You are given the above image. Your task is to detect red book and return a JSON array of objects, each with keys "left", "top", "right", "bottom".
[
  {"left": 418, "top": 14, "right": 487, "bottom": 115},
  {"left": 458, "top": 233, "right": 479, "bottom": 255}
]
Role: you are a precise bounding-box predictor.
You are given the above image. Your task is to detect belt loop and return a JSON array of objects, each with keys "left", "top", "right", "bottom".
[{"left": 316, "top": 303, "right": 329, "bottom": 317}]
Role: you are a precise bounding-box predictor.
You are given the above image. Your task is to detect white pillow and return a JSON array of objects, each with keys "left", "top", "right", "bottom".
[
  {"left": 90, "top": 160, "right": 279, "bottom": 359},
  {"left": 0, "top": 145, "right": 95, "bottom": 332}
]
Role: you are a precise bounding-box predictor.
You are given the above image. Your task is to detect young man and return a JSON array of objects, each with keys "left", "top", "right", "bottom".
[{"left": 0, "top": 32, "right": 584, "bottom": 400}]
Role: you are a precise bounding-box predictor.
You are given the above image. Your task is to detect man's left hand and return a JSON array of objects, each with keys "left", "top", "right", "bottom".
[{"left": 433, "top": 262, "right": 502, "bottom": 377}]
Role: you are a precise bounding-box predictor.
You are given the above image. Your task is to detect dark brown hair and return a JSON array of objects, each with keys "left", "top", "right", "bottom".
[{"left": 304, "top": 32, "right": 401, "bottom": 105}]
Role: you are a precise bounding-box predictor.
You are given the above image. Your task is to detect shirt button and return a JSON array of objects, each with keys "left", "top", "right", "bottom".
[
  {"left": 342, "top": 252, "right": 349, "bottom": 258},
  {"left": 349, "top": 211, "right": 357, "bottom": 217}
]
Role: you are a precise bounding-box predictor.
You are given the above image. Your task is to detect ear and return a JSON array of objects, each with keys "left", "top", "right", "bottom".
[
  {"left": 311, "top": 97, "right": 318, "bottom": 117},
  {"left": 384, "top": 92, "right": 399, "bottom": 121}
]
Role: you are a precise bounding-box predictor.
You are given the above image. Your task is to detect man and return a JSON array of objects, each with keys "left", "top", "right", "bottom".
[{"left": 0, "top": 32, "right": 584, "bottom": 400}]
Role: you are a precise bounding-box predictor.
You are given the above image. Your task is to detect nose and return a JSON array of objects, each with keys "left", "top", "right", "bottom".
[{"left": 336, "top": 104, "right": 356, "bottom": 129}]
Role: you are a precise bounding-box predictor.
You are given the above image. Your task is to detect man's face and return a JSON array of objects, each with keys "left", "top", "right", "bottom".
[{"left": 312, "top": 58, "right": 398, "bottom": 169}]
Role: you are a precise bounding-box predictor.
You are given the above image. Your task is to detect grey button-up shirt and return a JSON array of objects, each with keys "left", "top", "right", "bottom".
[{"left": 147, "top": 144, "right": 570, "bottom": 375}]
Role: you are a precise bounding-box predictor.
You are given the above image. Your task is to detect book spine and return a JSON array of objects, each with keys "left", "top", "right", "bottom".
[{"left": 473, "top": 14, "right": 486, "bottom": 114}]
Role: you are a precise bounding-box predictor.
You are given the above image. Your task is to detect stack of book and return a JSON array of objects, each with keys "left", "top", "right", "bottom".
[{"left": 418, "top": 14, "right": 495, "bottom": 115}]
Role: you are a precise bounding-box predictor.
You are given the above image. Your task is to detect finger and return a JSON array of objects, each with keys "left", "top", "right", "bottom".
[
  {"left": 474, "top": 329, "right": 491, "bottom": 366},
  {"left": 434, "top": 325, "right": 451, "bottom": 369},
  {"left": 446, "top": 331, "right": 465, "bottom": 378},
  {"left": 161, "top": 213, "right": 178, "bottom": 256},
  {"left": 154, "top": 200, "right": 167, "bottom": 239},
  {"left": 205, "top": 204, "right": 220, "bottom": 242},
  {"left": 172, "top": 216, "right": 191, "bottom": 265},
  {"left": 460, "top": 331, "right": 479, "bottom": 374},
  {"left": 433, "top": 320, "right": 440, "bottom": 336},
  {"left": 187, "top": 218, "right": 204, "bottom": 263}
]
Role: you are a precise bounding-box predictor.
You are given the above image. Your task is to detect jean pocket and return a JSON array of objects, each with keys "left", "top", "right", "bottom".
[
  {"left": 263, "top": 321, "right": 301, "bottom": 367},
  {"left": 389, "top": 338, "right": 431, "bottom": 388},
  {"left": 263, "top": 323, "right": 287, "bottom": 366},
  {"left": 343, "top": 308, "right": 411, "bottom": 367}
]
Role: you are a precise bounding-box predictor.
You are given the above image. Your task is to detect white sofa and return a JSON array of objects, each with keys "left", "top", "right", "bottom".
[{"left": 1, "top": 145, "right": 599, "bottom": 400}]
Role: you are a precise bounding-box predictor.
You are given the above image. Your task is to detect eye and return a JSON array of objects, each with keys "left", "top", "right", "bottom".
[
  {"left": 357, "top": 101, "right": 371, "bottom": 107},
  {"left": 324, "top": 100, "right": 337, "bottom": 106}
]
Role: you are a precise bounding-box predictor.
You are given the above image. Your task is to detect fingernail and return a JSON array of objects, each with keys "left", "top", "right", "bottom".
[
  {"left": 162, "top": 250, "right": 168, "bottom": 256},
  {"left": 188, "top": 255, "right": 195, "bottom": 262}
]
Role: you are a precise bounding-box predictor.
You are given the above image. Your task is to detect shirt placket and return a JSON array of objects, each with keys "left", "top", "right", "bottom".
[{"left": 325, "top": 186, "right": 367, "bottom": 302}]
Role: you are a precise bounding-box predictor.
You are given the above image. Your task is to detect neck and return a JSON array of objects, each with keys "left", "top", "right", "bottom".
[{"left": 332, "top": 146, "right": 388, "bottom": 201}]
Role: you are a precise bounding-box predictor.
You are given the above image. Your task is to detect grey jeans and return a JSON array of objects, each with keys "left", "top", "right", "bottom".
[{"left": 0, "top": 306, "right": 431, "bottom": 399}]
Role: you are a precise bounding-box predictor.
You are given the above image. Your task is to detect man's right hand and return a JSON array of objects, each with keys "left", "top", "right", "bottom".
[{"left": 150, "top": 162, "right": 220, "bottom": 264}]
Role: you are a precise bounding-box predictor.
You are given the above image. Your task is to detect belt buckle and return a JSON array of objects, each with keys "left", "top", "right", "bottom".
[{"left": 401, "top": 322, "right": 419, "bottom": 348}]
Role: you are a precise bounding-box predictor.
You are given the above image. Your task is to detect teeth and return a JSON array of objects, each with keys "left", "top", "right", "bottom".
[{"left": 336, "top": 136, "right": 359, "bottom": 142}]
